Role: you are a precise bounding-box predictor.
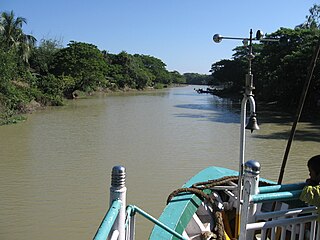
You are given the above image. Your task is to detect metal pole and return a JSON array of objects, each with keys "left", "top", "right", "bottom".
[
  {"left": 109, "top": 166, "right": 127, "bottom": 240},
  {"left": 239, "top": 29, "right": 255, "bottom": 177},
  {"left": 236, "top": 29, "right": 256, "bottom": 238},
  {"left": 213, "top": 29, "right": 268, "bottom": 238},
  {"left": 127, "top": 205, "right": 188, "bottom": 240}
]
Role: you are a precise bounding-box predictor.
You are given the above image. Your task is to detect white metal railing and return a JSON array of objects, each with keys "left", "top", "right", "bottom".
[
  {"left": 94, "top": 166, "right": 187, "bottom": 240},
  {"left": 246, "top": 213, "right": 319, "bottom": 240},
  {"left": 239, "top": 160, "right": 319, "bottom": 240},
  {"left": 94, "top": 199, "right": 122, "bottom": 240},
  {"left": 95, "top": 164, "right": 319, "bottom": 240}
]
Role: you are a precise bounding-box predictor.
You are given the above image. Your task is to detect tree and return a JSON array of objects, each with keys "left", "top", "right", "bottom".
[
  {"left": 134, "top": 54, "right": 169, "bottom": 84},
  {"left": 184, "top": 73, "right": 211, "bottom": 85},
  {"left": 50, "top": 41, "right": 108, "bottom": 95},
  {"left": 170, "top": 71, "right": 186, "bottom": 84},
  {"left": 30, "top": 38, "right": 62, "bottom": 75},
  {"left": 0, "top": 11, "right": 36, "bottom": 63},
  {"left": 210, "top": 58, "right": 246, "bottom": 90},
  {"left": 105, "top": 52, "right": 174, "bottom": 89},
  {"left": 253, "top": 27, "right": 320, "bottom": 107},
  {"left": 209, "top": 24, "right": 320, "bottom": 112},
  {"left": 297, "top": 4, "right": 320, "bottom": 29}
]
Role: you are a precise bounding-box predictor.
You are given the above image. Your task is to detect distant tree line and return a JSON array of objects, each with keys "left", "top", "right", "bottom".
[
  {"left": 183, "top": 73, "right": 213, "bottom": 85},
  {"left": 209, "top": 4, "right": 320, "bottom": 113},
  {"left": 0, "top": 11, "right": 187, "bottom": 124}
]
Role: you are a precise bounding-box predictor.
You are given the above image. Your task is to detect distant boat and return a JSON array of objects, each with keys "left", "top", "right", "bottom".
[
  {"left": 195, "top": 87, "right": 216, "bottom": 94},
  {"left": 93, "top": 30, "right": 320, "bottom": 240}
]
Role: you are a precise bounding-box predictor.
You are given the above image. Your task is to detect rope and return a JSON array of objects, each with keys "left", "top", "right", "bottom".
[
  {"left": 167, "top": 176, "right": 239, "bottom": 240},
  {"left": 192, "top": 176, "right": 239, "bottom": 190},
  {"left": 167, "top": 187, "right": 215, "bottom": 207},
  {"left": 214, "top": 211, "right": 226, "bottom": 240},
  {"left": 167, "top": 175, "right": 274, "bottom": 240}
]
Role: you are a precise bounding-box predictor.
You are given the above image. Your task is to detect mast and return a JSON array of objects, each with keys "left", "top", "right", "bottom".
[{"left": 213, "top": 29, "right": 277, "bottom": 237}]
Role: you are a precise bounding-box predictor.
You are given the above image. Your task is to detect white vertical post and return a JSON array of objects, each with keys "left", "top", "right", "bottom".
[
  {"left": 109, "top": 166, "right": 127, "bottom": 240},
  {"left": 236, "top": 96, "right": 248, "bottom": 238},
  {"left": 239, "top": 160, "right": 260, "bottom": 240}
]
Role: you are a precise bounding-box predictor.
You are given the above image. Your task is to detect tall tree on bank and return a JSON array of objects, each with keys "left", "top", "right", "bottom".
[
  {"left": 298, "top": 4, "right": 320, "bottom": 29},
  {"left": 50, "top": 41, "right": 108, "bottom": 96},
  {"left": 252, "top": 5, "right": 320, "bottom": 109},
  {"left": 0, "top": 11, "right": 36, "bottom": 63},
  {"left": 209, "top": 4, "right": 320, "bottom": 112},
  {"left": 0, "top": 11, "right": 37, "bottom": 123},
  {"left": 30, "top": 38, "right": 62, "bottom": 75}
]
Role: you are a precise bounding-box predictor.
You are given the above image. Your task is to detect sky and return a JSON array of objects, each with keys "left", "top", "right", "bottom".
[{"left": 1, "top": 0, "right": 317, "bottom": 74}]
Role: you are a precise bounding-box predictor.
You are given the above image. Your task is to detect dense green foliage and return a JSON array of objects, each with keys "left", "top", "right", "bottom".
[
  {"left": 0, "top": 11, "right": 37, "bottom": 124},
  {"left": 0, "top": 11, "right": 186, "bottom": 125},
  {"left": 209, "top": 4, "right": 320, "bottom": 112},
  {"left": 50, "top": 41, "right": 109, "bottom": 96},
  {"left": 183, "top": 73, "right": 213, "bottom": 85},
  {"left": 30, "top": 38, "right": 62, "bottom": 75}
]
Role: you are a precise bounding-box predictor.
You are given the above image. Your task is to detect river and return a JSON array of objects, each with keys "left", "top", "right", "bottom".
[{"left": 0, "top": 85, "right": 319, "bottom": 239}]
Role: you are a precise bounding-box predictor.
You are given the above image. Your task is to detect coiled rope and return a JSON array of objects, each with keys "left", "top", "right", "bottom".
[{"left": 167, "top": 176, "right": 239, "bottom": 240}]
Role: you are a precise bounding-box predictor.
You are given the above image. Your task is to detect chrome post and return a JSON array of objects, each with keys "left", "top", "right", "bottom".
[
  {"left": 109, "top": 166, "right": 127, "bottom": 240},
  {"left": 239, "top": 160, "right": 260, "bottom": 240},
  {"left": 237, "top": 30, "right": 259, "bottom": 239}
]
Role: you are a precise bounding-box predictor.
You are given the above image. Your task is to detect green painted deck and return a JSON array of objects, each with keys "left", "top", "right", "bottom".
[{"left": 149, "top": 166, "right": 238, "bottom": 240}]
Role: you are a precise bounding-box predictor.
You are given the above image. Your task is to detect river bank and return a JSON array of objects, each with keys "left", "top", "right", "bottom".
[
  {"left": 0, "top": 84, "right": 187, "bottom": 126},
  {"left": 203, "top": 87, "right": 320, "bottom": 122}
]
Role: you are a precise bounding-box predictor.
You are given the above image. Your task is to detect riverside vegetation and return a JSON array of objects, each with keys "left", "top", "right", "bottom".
[
  {"left": 0, "top": 4, "right": 320, "bottom": 125},
  {"left": 208, "top": 4, "right": 320, "bottom": 115}
]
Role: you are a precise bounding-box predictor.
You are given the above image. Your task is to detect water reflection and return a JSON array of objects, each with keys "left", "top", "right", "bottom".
[
  {"left": 174, "top": 94, "right": 240, "bottom": 124},
  {"left": 253, "top": 125, "right": 320, "bottom": 142}
]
